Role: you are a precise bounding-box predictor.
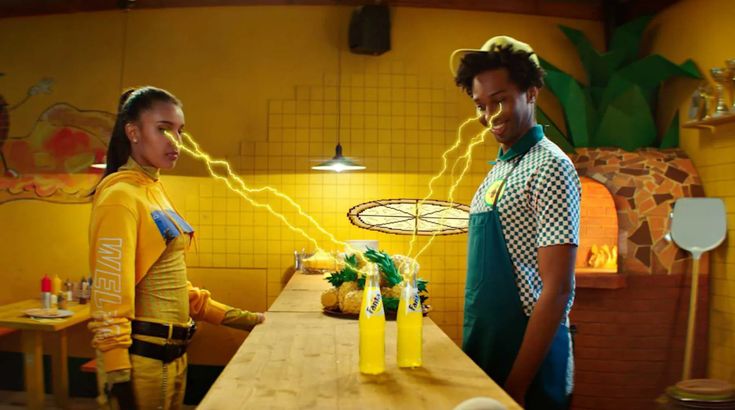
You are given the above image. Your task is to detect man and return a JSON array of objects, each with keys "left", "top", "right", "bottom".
[{"left": 451, "top": 36, "right": 580, "bottom": 409}]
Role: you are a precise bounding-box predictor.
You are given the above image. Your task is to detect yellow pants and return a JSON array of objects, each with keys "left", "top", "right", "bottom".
[{"left": 96, "top": 351, "right": 188, "bottom": 410}]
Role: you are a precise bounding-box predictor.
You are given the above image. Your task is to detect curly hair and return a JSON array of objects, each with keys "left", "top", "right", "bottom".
[{"left": 454, "top": 45, "right": 545, "bottom": 96}]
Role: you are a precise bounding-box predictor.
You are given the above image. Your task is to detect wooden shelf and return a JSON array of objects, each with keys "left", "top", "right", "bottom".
[{"left": 683, "top": 113, "right": 735, "bottom": 129}]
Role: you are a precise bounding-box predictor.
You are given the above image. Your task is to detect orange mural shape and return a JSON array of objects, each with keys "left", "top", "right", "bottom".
[{"left": 0, "top": 103, "right": 114, "bottom": 204}]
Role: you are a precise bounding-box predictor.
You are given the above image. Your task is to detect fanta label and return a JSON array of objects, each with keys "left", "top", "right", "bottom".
[
  {"left": 407, "top": 290, "right": 421, "bottom": 313},
  {"left": 365, "top": 291, "right": 384, "bottom": 317}
]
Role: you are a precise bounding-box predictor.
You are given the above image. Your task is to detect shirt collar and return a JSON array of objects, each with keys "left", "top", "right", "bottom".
[
  {"left": 120, "top": 157, "right": 160, "bottom": 181},
  {"left": 489, "top": 124, "right": 543, "bottom": 165}
]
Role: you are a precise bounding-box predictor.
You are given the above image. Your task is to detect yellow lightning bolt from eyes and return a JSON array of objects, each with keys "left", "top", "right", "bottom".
[
  {"left": 409, "top": 104, "right": 502, "bottom": 264},
  {"left": 163, "top": 130, "right": 370, "bottom": 271},
  {"left": 405, "top": 115, "right": 476, "bottom": 259}
]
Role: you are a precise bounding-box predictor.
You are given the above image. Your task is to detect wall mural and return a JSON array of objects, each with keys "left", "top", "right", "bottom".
[{"left": 0, "top": 74, "right": 113, "bottom": 204}]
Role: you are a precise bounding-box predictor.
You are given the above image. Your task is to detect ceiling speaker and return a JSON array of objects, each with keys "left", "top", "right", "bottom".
[{"left": 349, "top": 5, "right": 390, "bottom": 56}]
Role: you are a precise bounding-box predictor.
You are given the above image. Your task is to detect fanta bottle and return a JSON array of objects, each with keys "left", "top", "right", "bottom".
[
  {"left": 397, "top": 263, "right": 422, "bottom": 368},
  {"left": 359, "top": 263, "right": 385, "bottom": 374}
]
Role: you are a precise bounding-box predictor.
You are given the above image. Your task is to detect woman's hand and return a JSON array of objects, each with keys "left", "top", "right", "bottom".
[
  {"left": 255, "top": 312, "right": 266, "bottom": 324},
  {"left": 221, "top": 309, "right": 265, "bottom": 331}
]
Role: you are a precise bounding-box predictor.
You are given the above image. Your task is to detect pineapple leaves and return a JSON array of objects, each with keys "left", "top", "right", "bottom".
[
  {"left": 417, "top": 278, "right": 428, "bottom": 293},
  {"left": 326, "top": 271, "right": 345, "bottom": 288},
  {"left": 383, "top": 297, "right": 399, "bottom": 312},
  {"left": 540, "top": 15, "right": 701, "bottom": 151},
  {"left": 364, "top": 248, "right": 403, "bottom": 287},
  {"left": 341, "top": 254, "right": 360, "bottom": 282},
  {"left": 594, "top": 86, "right": 657, "bottom": 151},
  {"left": 536, "top": 106, "right": 575, "bottom": 153}
]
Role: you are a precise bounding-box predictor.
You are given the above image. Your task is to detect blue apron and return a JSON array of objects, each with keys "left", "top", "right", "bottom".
[{"left": 462, "top": 156, "right": 571, "bottom": 410}]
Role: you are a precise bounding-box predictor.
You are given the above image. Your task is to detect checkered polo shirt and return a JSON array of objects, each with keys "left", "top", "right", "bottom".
[
  {"left": 470, "top": 126, "right": 580, "bottom": 322},
  {"left": 470, "top": 126, "right": 580, "bottom": 395}
]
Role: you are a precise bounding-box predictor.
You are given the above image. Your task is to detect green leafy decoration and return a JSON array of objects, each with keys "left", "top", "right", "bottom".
[
  {"left": 660, "top": 111, "right": 680, "bottom": 149},
  {"left": 537, "top": 107, "right": 575, "bottom": 153},
  {"left": 324, "top": 253, "right": 360, "bottom": 287},
  {"left": 324, "top": 250, "right": 430, "bottom": 298},
  {"left": 341, "top": 254, "right": 359, "bottom": 282},
  {"left": 383, "top": 297, "right": 399, "bottom": 312},
  {"left": 609, "top": 15, "right": 653, "bottom": 65},
  {"left": 599, "top": 56, "right": 700, "bottom": 112},
  {"left": 364, "top": 248, "right": 402, "bottom": 287},
  {"left": 594, "top": 86, "right": 657, "bottom": 150},
  {"left": 325, "top": 271, "right": 344, "bottom": 288},
  {"left": 540, "top": 58, "right": 598, "bottom": 147},
  {"left": 540, "top": 15, "right": 701, "bottom": 151},
  {"left": 558, "top": 26, "right": 627, "bottom": 89},
  {"left": 417, "top": 278, "right": 428, "bottom": 293}
]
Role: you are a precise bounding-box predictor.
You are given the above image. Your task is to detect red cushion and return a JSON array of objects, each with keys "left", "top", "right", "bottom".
[
  {"left": 0, "top": 327, "right": 16, "bottom": 337},
  {"left": 81, "top": 359, "right": 97, "bottom": 373}
]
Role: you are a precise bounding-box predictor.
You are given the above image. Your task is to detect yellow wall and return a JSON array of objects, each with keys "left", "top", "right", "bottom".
[
  {"left": 649, "top": 0, "right": 735, "bottom": 383},
  {"left": 0, "top": 6, "right": 603, "bottom": 362}
]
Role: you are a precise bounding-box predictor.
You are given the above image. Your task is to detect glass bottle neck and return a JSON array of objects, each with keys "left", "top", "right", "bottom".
[{"left": 403, "top": 266, "right": 417, "bottom": 288}]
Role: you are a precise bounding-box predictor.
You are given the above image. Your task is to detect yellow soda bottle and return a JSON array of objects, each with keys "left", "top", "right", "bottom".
[
  {"left": 397, "top": 263, "right": 422, "bottom": 368},
  {"left": 359, "top": 263, "right": 385, "bottom": 374}
]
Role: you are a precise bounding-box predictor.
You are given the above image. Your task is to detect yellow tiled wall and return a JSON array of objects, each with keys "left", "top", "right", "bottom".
[
  {"left": 175, "top": 57, "right": 500, "bottom": 341},
  {"left": 0, "top": 5, "right": 603, "bottom": 359},
  {"left": 650, "top": 0, "right": 735, "bottom": 382}
]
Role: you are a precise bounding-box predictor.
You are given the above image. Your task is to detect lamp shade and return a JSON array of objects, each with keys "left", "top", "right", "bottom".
[{"left": 311, "top": 143, "right": 365, "bottom": 172}]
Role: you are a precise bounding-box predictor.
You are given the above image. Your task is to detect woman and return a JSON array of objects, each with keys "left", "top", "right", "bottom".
[{"left": 89, "top": 86, "right": 265, "bottom": 410}]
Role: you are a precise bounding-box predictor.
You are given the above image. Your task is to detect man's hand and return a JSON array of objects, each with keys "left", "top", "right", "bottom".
[
  {"left": 503, "top": 378, "right": 527, "bottom": 407},
  {"left": 504, "top": 243, "right": 576, "bottom": 406}
]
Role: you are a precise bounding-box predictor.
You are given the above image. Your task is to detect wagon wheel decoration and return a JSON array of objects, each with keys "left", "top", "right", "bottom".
[{"left": 347, "top": 198, "right": 470, "bottom": 236}]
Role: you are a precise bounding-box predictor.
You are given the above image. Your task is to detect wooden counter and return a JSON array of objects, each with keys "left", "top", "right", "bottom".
[
  {"left": 199, "top": 273, "right": 521, "bottom": 410},
  {"left": 267, "top": 272, "right": 328, "bottom": 313}
]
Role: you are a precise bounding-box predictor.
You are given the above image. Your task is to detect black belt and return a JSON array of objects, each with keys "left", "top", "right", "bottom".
[
  {"left": 131, "top": 320, "right": 196, "bottom": 341},
  {"left": 129, "top": 339, "right": 187, "bottom": 364}
]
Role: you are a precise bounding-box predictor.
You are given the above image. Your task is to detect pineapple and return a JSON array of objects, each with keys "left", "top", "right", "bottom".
[
  {"left": 324, "top": 250, "right": 430, "bottom": 315},
  {"left": 381, "top": 284, "right": 403, "bottom": 300},
  {"left": 321, "top": 287, "right": 339, "bottom": 309},
  {"left": 364, "top": 249, "right": 403, "bottom": 287},
  {"left": 342, "top": 289, "right": 363, "bottom": 314},
  {"left": 303, "top": 250, "right": 337, "bottom": 271},
  {"left": 363, "top": 249, "right": 405, "bottom": 313},
  {"left": 338, "top": 281, "right": 359, "bottom": 311},
  {"left": 326, "top": 271, "right": 345, "bottom": 287},
  {"left": 391, "top": 254, "right": 420, "bottom": 276}
]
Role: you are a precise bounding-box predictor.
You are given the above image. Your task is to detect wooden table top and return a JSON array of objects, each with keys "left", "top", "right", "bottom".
[
  {"left": 200, "top": 273, "right": 521, "bottom": 409},
  {"left": 268, "top": 272, "right": 326, "bottom": 313},
  {"left": 0, "top": 299, "right": 91, "bottom": 332}
]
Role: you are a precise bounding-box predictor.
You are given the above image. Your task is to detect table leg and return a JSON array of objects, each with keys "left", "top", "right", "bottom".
[
  {"left": 21, "top": 330, "right": 44, "bottom": 410},
  {"left": 52, "top": 329, "right": 69, "bottom": 409}
]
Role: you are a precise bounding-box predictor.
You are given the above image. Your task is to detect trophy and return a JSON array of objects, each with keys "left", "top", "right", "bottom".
[
  {"left": 690, "top": 83, "right": 712, "bottom": 121},
  {"left": 725, "top": 59, "right": 735, "bottom": 111},
  {"left": 710, "top": 67, "right": 730, "bottom": 117}
]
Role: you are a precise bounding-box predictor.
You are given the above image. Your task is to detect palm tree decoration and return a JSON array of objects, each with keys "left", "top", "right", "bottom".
[{"left": 538, "top": 16, "right": 701, "bottom": 152}]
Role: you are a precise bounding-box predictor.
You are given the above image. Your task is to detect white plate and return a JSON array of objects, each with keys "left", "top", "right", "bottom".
[{"left": 24, "top": 308, "right": 73, "bottom": 319}]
